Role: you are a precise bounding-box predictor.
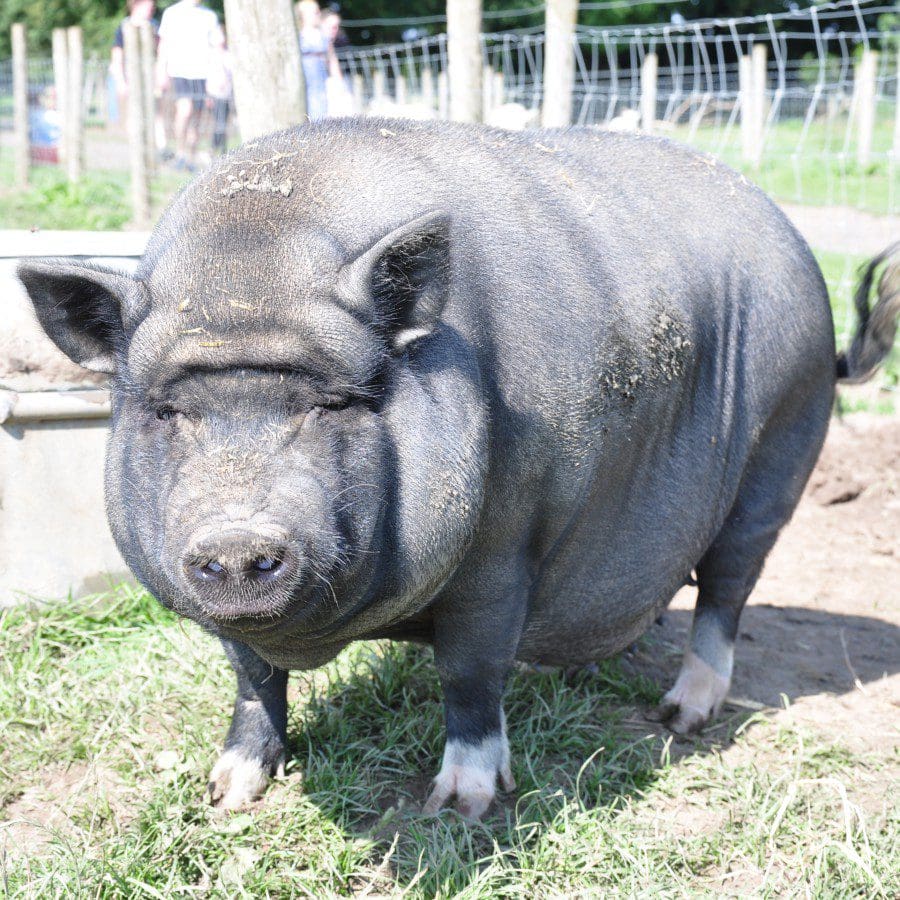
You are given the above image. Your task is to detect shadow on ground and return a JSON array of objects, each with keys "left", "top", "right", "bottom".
[{"left": 283, "top": 601, "right": 899, "bottom": 892}]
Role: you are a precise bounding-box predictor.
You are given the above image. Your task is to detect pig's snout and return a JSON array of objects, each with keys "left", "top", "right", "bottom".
[{"left": 181, "top": 525, "right": 299, "bottom": 606}]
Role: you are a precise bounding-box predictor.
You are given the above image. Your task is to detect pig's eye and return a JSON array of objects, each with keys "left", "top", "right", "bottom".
[
  {"left": 318, "top": 397, "right": 351, "bottom": 412},
  {"left": 155, "top": 405, "right": 178, "bottom": 421}
]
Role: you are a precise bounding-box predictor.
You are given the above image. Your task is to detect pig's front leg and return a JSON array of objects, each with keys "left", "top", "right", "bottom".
[
  {"left": 208, "top": 638, "right": 289, "bottom": 810},
  {"left": 423, "top": 591, "right": 523, "bottom": 819}
]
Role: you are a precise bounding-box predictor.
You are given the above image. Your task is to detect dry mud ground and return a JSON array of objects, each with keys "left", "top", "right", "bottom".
[{"left": 635, "top": 409, "right": 899, "bottom": 770}]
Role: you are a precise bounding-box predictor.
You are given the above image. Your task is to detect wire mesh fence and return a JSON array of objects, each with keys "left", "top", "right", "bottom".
[{"left": 0, "top": 0, "right": 897, "bottom": 348}]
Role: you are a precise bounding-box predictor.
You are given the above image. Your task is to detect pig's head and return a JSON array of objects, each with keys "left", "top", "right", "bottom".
[{"left": 17, "top": 211, "right": 484, "bottom": 646}]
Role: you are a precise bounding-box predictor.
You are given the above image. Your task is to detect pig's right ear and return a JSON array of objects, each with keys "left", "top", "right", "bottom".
[
  {"left": 337, "top": 211, "right": 451, "bottom": 353},
  {"left": 16, "top": 259, "right": 132, "bottom": 374}
]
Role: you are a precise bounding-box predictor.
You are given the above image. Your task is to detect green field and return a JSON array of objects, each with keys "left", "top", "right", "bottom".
[
  {"left": 669, "top": 107, "right": 898, "bottom": 215},
  {"left": 0, "top": 585, "right": 896, "bottom": 898}
]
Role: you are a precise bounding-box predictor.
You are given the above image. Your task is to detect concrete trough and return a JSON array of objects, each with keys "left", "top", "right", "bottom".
[{"left": 1, "top": 230, "right": 148, "bottom": 605}]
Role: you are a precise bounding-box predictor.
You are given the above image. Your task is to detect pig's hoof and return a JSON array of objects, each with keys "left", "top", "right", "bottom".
[
  {"left": 207, "top": 748, "right": 283, "bottom": 810},
  {"left": 648, "top": 650, "right": 730, "bottom": 735},
  {"left": 422, "top": 736, "right": 515, "bottom": 820}
]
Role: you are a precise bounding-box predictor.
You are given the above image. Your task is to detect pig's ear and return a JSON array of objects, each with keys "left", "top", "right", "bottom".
[
  {"left": 16, "top": 259, "right": 132, "bottom": 374},
  {"left": 339, "top": 211, "right": 451, "bottom": 352}
]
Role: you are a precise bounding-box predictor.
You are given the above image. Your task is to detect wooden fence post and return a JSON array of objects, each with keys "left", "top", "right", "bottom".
[
  {"left": 124, "top": 23, "right": 150, "bottom": 225},
  {"left": 223, "top": 0, "right": 305, "bottom": 140},
  {"left": 373, "top": 68, "right": 385, "bottom": 106},
  {"left": 493, "top": 70, "right": 504, "bottom": 110},
  {"left": 66, "top": 26, "right": 84, "bottom": 183},
  {"left": 447, "top": 0, "right": 483, "bottom": 123},
  {"left": 482, "top": 64, "right": 494, "bottom": 121},
  {"left": 12, "top": 23, "right": 29, "bottom": 188},
  {"left": 438, "top": 69, "right": 449, "bottom": 119},
  {"left": 139, "top": 21, "right": 156, "bottom": 173},
  {"left": 395, "top": 73, "right": 407, "bottom": 106},
  {"left": 855, "top": 49, "right": 878, "bottom": 167},
  {"left": 542, "top": 0, "right": 578, "bottom": 128},
  {"left": 750, "top": 43, "right": 767, "bottom": 168},
  {"left": 739, "top": 54, "right": 752, "bottom": 162},
  {"left": 351, "top": 73, "right": 364, "bottom": 114},
  {"left": 421, "top": 66, "right": 435, "bottom": 112},
  {"left": 640, "top": 51, "right": 658, "bottom": 134},
  {"left": 52, "top": 28, "right": 69, "bottom": 166}
]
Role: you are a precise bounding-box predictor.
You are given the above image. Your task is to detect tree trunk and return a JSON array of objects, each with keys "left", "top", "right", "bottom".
[
  {"left": 223, "top": 0, "right": 306, "bottom": 142},
  {"left": 542, "top": 0, "right": 578, "bottom": 128},
  {"left": 447, "top": 0, "right": 483, "bottom": 123}
]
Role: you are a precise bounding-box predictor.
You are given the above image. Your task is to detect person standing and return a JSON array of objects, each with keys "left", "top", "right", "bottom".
[
  {"left": 110, "top": 0, "right": 166, "bottom": 155},
  {"left": 156, "top": 0, "right": 221, "bottom": 171},
  {"left": 296, "top": 0, "right": 334, "bottom": 121},
  {"left": 205, "top": 27, "right": 233, "bottom": 155}
]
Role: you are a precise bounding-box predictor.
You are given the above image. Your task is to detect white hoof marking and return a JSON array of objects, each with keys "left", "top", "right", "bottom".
[
  {"left": 660, "top": 649, "right": 731, "bottom": 733},
  {"left": 423, "top": 728, "right": 515, "bottom": 820},
  {"left": 207, "top": 749, "right": 273, "bottom": 810}
]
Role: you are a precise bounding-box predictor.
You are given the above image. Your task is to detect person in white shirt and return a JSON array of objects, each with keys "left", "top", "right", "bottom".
[{"left": 156, "top": 0, "right": 221, "bottom": 170}]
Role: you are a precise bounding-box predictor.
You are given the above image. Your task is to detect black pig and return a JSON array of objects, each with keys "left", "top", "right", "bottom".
[{"left": 18, "top": 120, "right": 899, "bottom": 818}]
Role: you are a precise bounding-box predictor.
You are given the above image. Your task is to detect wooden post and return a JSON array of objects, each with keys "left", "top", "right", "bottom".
[
  {"left": 542, "top": 0, "right": 578, "bottom": 128},
  {"left": 372, "top": 68, "right": 386, "bottom": 109},
  {"left": 640, "top": 52, "right": 658, "bottom": 134},
  {"left": 124, "top": 23, "right": 150, "bottom": 225},
  {"left": 224, "top": 0, "right": 305, "bottom": 140},
  {"left": 139, "top": 21, "right": 156, "bottom": 174},
  {"left": 421, "top": 66, "right": 435, "bottom": 111},
  {"left": 52, "top": 28, "right": 69, "bottom": 166},
  {"left": 447, "top": 0, "right": 483, "bottom": 123},
  {"left": 438, "top": 69, "right": 449, "bottom": 120},
  {"left": 482, "top": 65, "right": 494, "bottom": 121},
  {"left": 66, "top": 26, "right": 84, "bottom": 183},
  {"left": 351, "top": 73, "right": 364, "bottom": 114},
  {"left": 395, "top": 73, "right": 407, "bottom": 106},
  {"left": 855, "top": 49, "right": 878, "bottom": 167},
  {"left": 493, "top": 70, "right": 504, "bottom": 109},
  {"left": 12, "top": 23, "right": 29, "bottom": 188},
  {"left": 750, "top": 43, "right": 767, "bottom": 168},
  {"left": 739, "top": 53, "right": 752, "bottom": 163}
]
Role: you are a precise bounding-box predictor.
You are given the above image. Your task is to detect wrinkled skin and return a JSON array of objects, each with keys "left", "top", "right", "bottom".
[{"left": 19, "top": 120, "right": 894, "bottom": 819}]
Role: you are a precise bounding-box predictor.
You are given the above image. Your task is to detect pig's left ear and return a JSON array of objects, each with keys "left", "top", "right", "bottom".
[
  {"left": 16, "top": 259, "right": 132, "bottom": 374},
  {"left": 338, "top": 211, "right": 451, "bottom": 352}
]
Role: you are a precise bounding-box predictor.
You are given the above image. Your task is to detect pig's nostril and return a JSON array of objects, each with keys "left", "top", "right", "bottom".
[
  {"left": 248, "top": 556, "right": 284, "bottom": 580},
  {"left": 189, "top": 559, "right": 228, "bottom": 582}
]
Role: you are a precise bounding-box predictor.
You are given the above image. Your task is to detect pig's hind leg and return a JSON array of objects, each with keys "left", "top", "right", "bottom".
[
  {"left": 652, "top": 402, "right": 829, "bottom": 734},
  {"left": 207, "top": 639, "right": 289, "bottom": 809}
]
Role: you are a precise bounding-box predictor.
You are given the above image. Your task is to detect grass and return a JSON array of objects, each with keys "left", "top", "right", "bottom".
[
  {"left": 0, "top": 584, "right": 896, "bottom": 897},
  {"left": 670, "top": 107, "right": 898, "bottom": 215},
  {"left": 0, "top": 155, "right": 189, "bottom": 231}
]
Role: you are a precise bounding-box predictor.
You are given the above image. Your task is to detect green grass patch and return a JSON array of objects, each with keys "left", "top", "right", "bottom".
[
  {"left": 672, "top": 109, "right": 897, "bottom": 215},
  {"left": 0, "top": 585, "right": 896, "bottom": 897},
  {"left": 0, "top": 155, "right": 188, "bottom": 230}
]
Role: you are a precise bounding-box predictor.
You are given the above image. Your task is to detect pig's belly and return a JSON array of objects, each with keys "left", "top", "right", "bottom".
[
  {"left": 515, "top": 480, "right": 717, "bottom": 666},
  {"left": 516, "top": 548, "right": 689, "bottom": 666}
]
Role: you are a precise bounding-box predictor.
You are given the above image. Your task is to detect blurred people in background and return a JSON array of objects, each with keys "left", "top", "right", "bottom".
[
  {"left": 206, "top": 28, "right": 233, "bottom": 155},
  {"left": 322, "top": 8, "right": 350, "bottom": 52},
  {"left": 322, "top": 9, "right": 354, "bottom": 116},
  {"left": 296, "top": 0, "right": 335, "bottom": 121},
  {"left": 110, "top": 0, "right": 169, "bottom": 158},
  {"left": 156, "top": 0, "right": 221, "bottom": 171}
]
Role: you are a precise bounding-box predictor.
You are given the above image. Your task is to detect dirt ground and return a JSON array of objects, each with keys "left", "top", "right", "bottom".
[{"left": 634, "top": 409, "right": 899, "bottom": 767}]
